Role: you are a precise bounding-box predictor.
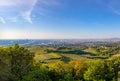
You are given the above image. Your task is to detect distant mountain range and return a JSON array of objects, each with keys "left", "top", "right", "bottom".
[{"left": 107, "top": 38, "right": 120, "bottom": 40}]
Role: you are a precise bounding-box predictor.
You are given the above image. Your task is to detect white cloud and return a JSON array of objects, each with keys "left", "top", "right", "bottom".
[
  {"left": 0, "top": 0, "right": 20, "bottom": 6},
  {"left": 0, "top": 0, "right": 61, "bottom": 24},
  {"left": 23, "top": 11, "right": 33, "bottom": 24},
  {"left": 22, "top": 0, "right": 38, "bottom": 24},
  {"left": 0, "top": 0, "right": 38, "bottom": 23},
  {"left": 0, "top": 17, "right": 6, "bottom": 24}
]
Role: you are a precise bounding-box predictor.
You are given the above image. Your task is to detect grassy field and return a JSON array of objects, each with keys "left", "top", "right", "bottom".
[
  {"left": 34, "top": 53, "right": 63, "bottom": 64},
  {"left": 29, "top": 46, "right": 109, "bottom": 64}
]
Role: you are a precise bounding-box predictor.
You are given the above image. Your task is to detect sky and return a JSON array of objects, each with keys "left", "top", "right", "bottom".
[{"left": 0, "top": 0, "right": 120, "bottom": 39}]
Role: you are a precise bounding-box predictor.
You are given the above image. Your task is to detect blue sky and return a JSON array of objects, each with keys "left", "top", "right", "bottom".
[{"left": 0, "top": 0, "right": 120, "bottom": 39}]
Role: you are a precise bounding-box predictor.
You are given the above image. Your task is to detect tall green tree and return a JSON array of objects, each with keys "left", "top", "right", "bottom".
[
  {"left": 9, "top": 44, "right": 34, "bottom": 80},
  {"left": 69, "top": 60, "right": 87, "bottom": 80},
  {"left": 110, "top": 56, "right": 120, "bottom": 81},
  {"left": 48, "top": 61, "right": 72, "bottom": 81},
  {"left": 84, "top": 60, "right": 112, "bottom": 81},
  {"left": 0, "top": 48, "right": 10, "bottom": 81}
]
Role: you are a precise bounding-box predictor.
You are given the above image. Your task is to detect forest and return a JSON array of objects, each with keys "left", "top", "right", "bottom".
[{"left": 0, "top": 43, "right": 120, "bottom": 81}]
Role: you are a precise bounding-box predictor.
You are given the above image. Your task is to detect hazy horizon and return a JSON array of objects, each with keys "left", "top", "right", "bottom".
[{"left": 0, "top": 0, "right": 120, "bottom": 39}]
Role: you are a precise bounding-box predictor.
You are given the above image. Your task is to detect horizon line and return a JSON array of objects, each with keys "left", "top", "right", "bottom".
[{"left": 0, "top": 37, "right": 120, "bottom": 40}]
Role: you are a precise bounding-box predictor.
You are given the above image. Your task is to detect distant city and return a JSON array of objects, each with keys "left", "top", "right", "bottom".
[{"left": 0, "top": 38, "right": 120, "bottom": 46}]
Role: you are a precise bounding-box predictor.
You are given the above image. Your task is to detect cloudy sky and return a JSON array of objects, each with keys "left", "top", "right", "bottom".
[{"left": 0, "top": 0, "right": 120, "bottom": 39}]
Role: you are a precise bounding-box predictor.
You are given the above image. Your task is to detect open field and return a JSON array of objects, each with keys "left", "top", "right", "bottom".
[{"left": 30, "top": 46, "right": 110, "bottom": 64}]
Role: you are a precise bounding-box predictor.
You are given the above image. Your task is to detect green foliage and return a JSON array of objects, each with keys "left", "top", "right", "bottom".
[
  {"left": 84, "top": 60, "right": 116, "bottom": 81},
  {"left": 0, "top": 45, "right": 120, "bottom": 81},
  {"left": 69, "top": 60, "right": 87, "bottom": 80},
  {"left": 22, "top": 66, "right": 51, "bottom": 81},
  {"left": 110, "top": 56, "right": 120, "bottom": 81},
  {"left": 48, "top": 61, "right": 73, "bottom": 81},
  {"left": 63, "top": 73, "right": 74, "bottom": 81},
  {"left": 0, "top": 48, "right": 10, "bottom": 81},
  {"left": 9, "top": 44, "right": 34, "bottom": 80},
  {"left": 118, "top": 71, "right": 120, "bottom": 78},
  {"left": 85, "top": 45, "right": 120, "bottom": 57}
]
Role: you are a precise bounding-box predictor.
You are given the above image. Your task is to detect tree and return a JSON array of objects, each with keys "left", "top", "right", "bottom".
[
  {"left": 110, "top": 56, "right": 120, "bottom": 81},
  {"left": 84, "top": 60, "right": 111, "bottom": 81},
  {"left": 22, "top": 65, "right": 51, "bottom": 81},
  {"left": 9, "top": 44, "right": 34, "bottom": 80},
  {"left": 48, "top": 61, "right": 72, "bottom": 81},
  {"left": 69, "top": 60, "right": 87, "bottom": 80},
  {"left": 0, "top": 48, "right": 10, "bottom": 81}
]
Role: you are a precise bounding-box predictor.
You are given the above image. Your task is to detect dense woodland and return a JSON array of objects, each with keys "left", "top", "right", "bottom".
[{"left": 0, "top": 43, "right": 120, "bottom": 81}]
